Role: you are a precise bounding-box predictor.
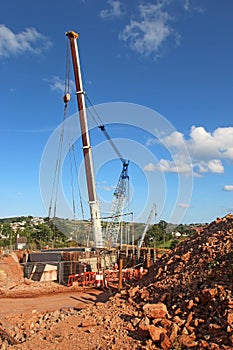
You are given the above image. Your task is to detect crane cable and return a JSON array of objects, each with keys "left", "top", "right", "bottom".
[
  {"left": 64, "top": 41, "right": 86, "bottom": 224},
  {"left": 63, "top": 41, "right": 71, "bottom": 107},
  {"left": 68, "top": 141, "right": 76, "bottom": 221},
  {"left": 50, "top": 41, "right": 127, "bottom": 222},
  {"left": 85, "top": 94, "right": 125, "bottom": 164},
  {"left": 71, "top": 143, "right": 85, "bottom": 221},
  {"left": 49, "top": 43, "right": 71, "bottom": 219},
  {"left": 48, "top": 108, "right": 66, "bottom": 219},
  {"left": 49, "top": 42, "right": 84, "bottom": 223}
]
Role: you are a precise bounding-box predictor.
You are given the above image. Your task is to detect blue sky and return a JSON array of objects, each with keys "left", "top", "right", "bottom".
[{"left": 0, "top": 0, "right": 233, "bottom": 224}]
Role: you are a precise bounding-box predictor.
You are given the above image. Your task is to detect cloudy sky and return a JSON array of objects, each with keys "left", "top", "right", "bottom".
[{"left": 0, "top": 0, "right": 233, "bottom": 224}]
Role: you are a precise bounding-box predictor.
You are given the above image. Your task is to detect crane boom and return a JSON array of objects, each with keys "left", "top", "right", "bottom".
[
  {"left": 138, "top": 203, "right": 157, "bottom": 249},
  {"left": 106, "top": 160, "right": 129, "bottom": 247},
  {"left": 66, "top": 31, "right": 103, "bottom": 248}
]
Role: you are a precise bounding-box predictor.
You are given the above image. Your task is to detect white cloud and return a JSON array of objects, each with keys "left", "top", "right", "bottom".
[
  {"left": 187, "top": 126, "right": 233, "bottom": 162},
  {"left": 119, "top": 2, "right": 177, "bottom": 58},
  {"left": 183, "top": 0, "right": 204, "bottom": 13},
  {"left": 46, "top": 76, "right": 75, "bottom": 94},
  {"left": 0, "top": 25, "right": 51, "bottom": 57},
  {"left": 97, "top": 184, "right": 115, "bottom": 192},
  {"left": 46, "top": 76, "right": 65, "bottom": 93},
  {"left": 100, "top": 1, "right": 204, "bottom": 59},
  {"left": 102, "top": 186, "right": 115, "bottom": 192},
  {"left": 143, "top": 162, "right": 156, "bottom": 172},
  {"left": 145, "top": 137, "right": 157, "bottom": 146},
  {"left": 206, "top": 159, "right": 224, "bottom": 173},
  {"left": 194, "top": 159, "right": 224, "bottom": 174},
  {"left": 177, "top": 202, "right": 190, "bottom": 208},
  {"left": 157, "top": 159, "right": 192, "bottom": 174},
  {"left": 223, "top": 185, "right": 233, "bottom": 192},
  {"left": 100, "top": 0, "right": 124, "bottom": 19},
  {"left": 162, "top": 131, "right": 186, "bottom": 148},
  {"left": 156, "top": 126, "right": 233, "bottom": 175}
]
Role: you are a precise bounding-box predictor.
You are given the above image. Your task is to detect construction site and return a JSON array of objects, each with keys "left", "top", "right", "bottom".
[
  {"left": 0, "top": 213, "right": 232, "bottom": 349},
  {"left": 0, "top": 30, "right": 232, "bottom": 350}
]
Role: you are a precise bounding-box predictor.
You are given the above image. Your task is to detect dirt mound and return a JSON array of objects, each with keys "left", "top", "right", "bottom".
[
  {"left": 2, "top": 214, "right": 233, "bottom": 349},
  {"left": 0, "top": 253, "right": 24, "bottom": 288},
  {"left": 126, "top": 213, "right": 233, "bottom": 349}
]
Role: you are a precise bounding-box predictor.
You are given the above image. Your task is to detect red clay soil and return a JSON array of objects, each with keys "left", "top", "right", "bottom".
[{"left": 0, "top": 213, "right": 233, "bottom": 349}]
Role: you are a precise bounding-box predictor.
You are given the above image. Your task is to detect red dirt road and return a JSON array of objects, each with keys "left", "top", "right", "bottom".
[{"left": 0, "top": 288, "right": 110, "bottom": 316}]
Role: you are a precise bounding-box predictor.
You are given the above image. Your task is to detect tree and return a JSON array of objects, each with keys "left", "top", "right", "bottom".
[
  {"left": 144, "top": 220, "right": 173, "bottom": 248},
  {"left": 144, "top": 224, "right": 163, "bottom": 247},
  {"left": 1, "top": 223, "right": 15, "bottom": 245},
  {"left": 31, "top": 224, "right": 53, "bottom": 247}
]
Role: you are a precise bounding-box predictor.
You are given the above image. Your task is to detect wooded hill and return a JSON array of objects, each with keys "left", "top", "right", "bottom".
[{"left": 0, "top": 216, "right": 205, "bottom": 250}]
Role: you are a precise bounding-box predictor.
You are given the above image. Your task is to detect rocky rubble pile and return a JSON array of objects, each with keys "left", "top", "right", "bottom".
[
  {"left": 126, "top": 213, "right": 233, "bottom": 349},
  {"left": 2, "top": 214, "right": 233, "bottom": 349},
  {"left": 0, "top": 308, "right": 81, "bottom": 349},
  {"left": 5, "top": 297, "right": 142, "bottom": 350}
]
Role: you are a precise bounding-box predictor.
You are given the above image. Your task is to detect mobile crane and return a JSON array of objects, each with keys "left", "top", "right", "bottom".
[{"left": 66, "top": 31, "right": 104, "bottom": 248}]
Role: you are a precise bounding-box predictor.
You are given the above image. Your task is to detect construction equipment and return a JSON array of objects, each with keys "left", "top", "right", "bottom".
[
  {"left": 105, "top": 160, "right": 129, "bottom": 247},
  {"left": 66, "top": 31, "right": 103, "bottom": 248},
  {"left": 138, "top": 202, "right": 157, "bottom": 249}
]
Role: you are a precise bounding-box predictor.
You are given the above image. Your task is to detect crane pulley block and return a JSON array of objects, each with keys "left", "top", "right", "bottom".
[{"left": 63, "top": 93, "right": 71, "bottom": 104}]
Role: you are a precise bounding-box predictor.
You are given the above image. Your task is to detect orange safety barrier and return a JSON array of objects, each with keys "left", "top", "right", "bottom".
[
  {"left": 67, "top": 268, "right": 148, "bottom": 287},
  {"left": 67, "top": 271, "right": 96, "bottom": 287},
  {"left": 67, "top": 271, "right": 105, "bottom": 287},
  {"left": 104, "top": 269, "right": 119, "bottom": 283}
]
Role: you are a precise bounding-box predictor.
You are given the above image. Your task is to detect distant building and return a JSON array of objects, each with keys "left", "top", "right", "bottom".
[
  {"left": 31, "top": 217, "right": 44, "bottom": 225},
  {"left": 16, "top": 235, "right": 27, "bottom": 250},
  {"left": 11, "top": 221, "right": 26, "bottom": 232},
  {"left": 171, "top": 231, "right": 182, "bottom": 237}
]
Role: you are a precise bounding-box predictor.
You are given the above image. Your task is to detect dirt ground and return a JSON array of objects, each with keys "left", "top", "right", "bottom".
[
  {"left": 1, "top": 214, "right": 233, "bottom": 349},
  {"left": 0, "top": 284, "right": 139, "bottom": 350},
  {"left": 0, "top": 288, "right": 110, "bottom": 316}
]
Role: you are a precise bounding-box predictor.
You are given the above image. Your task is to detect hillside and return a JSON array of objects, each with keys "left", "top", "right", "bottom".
[{"left": 0, "top": 215, "right": 200, "bottom": 250}]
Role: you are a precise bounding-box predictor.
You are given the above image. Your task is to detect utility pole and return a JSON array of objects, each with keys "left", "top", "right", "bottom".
[{"left": 66, "top": 31, "right": 103, "bottom": 248}]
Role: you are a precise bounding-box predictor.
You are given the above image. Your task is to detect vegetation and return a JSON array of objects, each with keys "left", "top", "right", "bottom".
[
  {"left": 144, "top": 220, "right": 197, "bottom": 249},
  {"left": 0, "top": 217, "right": 81, "bottom": 250},
  {"left": 0, "top": 216, "right": 202, "bottom": 251}
]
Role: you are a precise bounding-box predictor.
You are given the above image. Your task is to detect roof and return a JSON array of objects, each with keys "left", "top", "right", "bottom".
[{"left": 16, "top": 236, "right": 27, "bottom": 243}]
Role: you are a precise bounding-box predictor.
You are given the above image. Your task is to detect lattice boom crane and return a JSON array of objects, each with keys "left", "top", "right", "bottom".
[
  {"left": 106, "top": 160, "right": 129, "bottom": 247},
  {"left": 138, "top": 202, "right": 157, "bottom": 249}
]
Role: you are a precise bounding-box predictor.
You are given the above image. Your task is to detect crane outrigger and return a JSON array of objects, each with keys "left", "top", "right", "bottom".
[{"left": 65, "top": 31, "right": 104, "bottom": 248}]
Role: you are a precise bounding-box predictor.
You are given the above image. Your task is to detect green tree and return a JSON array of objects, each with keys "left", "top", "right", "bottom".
[
  {"left": 144, "top": 224, "right": 163, "bottom": 247},
  {"left": 1, "top": 223, "right": 15, "bottom": 245},
  {"left": 144, "top": 220, "right": 173, "bottom": 248}
]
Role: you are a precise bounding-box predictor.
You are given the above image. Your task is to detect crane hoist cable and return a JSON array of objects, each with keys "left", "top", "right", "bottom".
[
  {"left": 63, "top": 41, "right": 71, "bottom": 107},
  {"left": 48, "top": 106, "right": 67, "bottom": 219},
  {"left": 68, "top": 141, "right": 76, "bottom": 221},
  {"left": 71, "top": 143, "right": 85, "bottom": 221},
  {"left": 85, "top": 94, "right": 125, "bottom": 164},
  {"left": 49, "top": 43, "right": 71, "bottom": 219},
  {"left": 84, "top": 95, "right": 131, "bottom": 247}
]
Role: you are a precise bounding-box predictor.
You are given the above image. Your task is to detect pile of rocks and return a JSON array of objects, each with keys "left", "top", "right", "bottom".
[
  {"left": 2, "top": 214, "right": 233, "bottom": 349},
  {"left": 0, "top": 308, "right": 81, "bottom": 349},
  {"left": 125, "top": 213, "right": 233, "bottom": 349}
]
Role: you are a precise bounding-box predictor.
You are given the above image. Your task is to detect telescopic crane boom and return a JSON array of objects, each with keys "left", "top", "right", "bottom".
[{"left": 65, "top": 31, "right": 103, "bottom": 248}]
